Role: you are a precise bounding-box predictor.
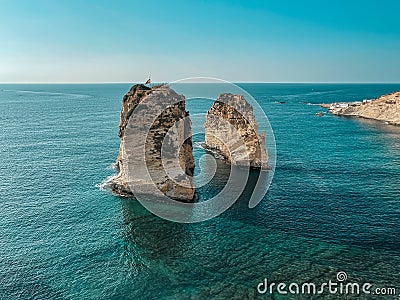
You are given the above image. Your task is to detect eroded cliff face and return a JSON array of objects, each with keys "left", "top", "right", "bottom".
[
  {"left": 204, "top": 93, "right": 268, "bottom": 168},
  {"left": 328, "top": 91, "right": 400, "bottom": 125},
  {"left": 110, "top": 84, "right": 195, "bottom": 202}
]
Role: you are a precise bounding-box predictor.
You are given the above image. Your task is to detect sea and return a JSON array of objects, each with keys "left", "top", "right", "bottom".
[{"left": 0, "top": 83, "right": 399, "bottom": 299}]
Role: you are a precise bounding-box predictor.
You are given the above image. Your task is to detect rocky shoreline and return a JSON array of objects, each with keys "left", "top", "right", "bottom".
[{"left": 321, "top": 91, "right": 400, "bottom": 125}]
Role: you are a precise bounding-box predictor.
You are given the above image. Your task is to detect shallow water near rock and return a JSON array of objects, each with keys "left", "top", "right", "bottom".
[{"left": 0, "top": 83, "right": 400, "bottom": 299}]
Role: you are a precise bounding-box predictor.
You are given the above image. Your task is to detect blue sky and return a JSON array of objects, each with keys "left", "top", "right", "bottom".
[{"left": 1, "top": 0, "right": 399, "bottom": 83}]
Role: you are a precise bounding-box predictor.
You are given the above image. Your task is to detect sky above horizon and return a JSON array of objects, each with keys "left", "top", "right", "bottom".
[{"left": 1, "top": 0, "right": 400, "bottom": 83}]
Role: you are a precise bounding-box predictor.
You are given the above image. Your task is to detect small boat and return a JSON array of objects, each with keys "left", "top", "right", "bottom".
[{"left": 315, "top": 112, "right": 325, "bottom": 117}]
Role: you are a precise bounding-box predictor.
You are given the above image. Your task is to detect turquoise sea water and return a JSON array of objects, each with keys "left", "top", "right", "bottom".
[{"left": 0, "top": 83, "right": 399, "bottom": 299}]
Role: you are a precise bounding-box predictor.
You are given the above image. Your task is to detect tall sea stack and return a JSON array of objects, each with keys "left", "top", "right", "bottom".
[
  {"left": 204, "top": 93, "right": 268, "bottom": 168},
  {"left": 110, "top": 84, "right": 195, "bottom": 202}
]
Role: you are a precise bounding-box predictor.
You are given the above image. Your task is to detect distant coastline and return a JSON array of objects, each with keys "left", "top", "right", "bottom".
[{"left": 321, "top": 91, "right": 400, "bottom": 125}]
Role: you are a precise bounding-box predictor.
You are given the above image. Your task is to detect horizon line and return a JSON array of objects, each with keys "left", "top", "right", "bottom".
[{"left": 1, "top": 81, "right": 400, "bottom": 84}]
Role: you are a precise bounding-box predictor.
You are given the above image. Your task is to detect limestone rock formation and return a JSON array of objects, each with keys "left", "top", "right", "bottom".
[
  {"left": 204, "top": 93, "right": 268, "bottom": 168},
  {"left": 110, "top": 84, "right": 195, "bottom": 202},
  {"left": 325, "top": 91, "right": 400, "bottom": 125}
]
